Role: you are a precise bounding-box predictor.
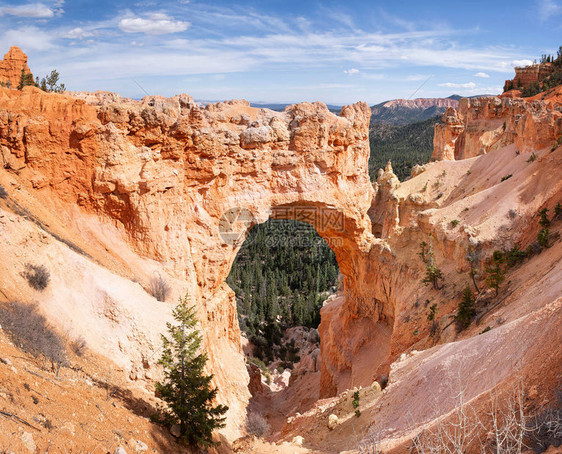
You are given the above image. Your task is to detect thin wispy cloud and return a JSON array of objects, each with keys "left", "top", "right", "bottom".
[
  {"left": 0, "top": 1, "right": 553, "bottom": 103},
  {"left": 538, "top": 0, "right": 562, "bottom": 20},
  {"left": 438, "top": 82, "right": 476, "bottom": 89},
  {"left": 512, "top": 59, "right": 534, "bottom": 67},
  {"left": 0, "top": 3, "right": 54, "bottom": 18},
  {"left": 0, "top": 25, "right": 54, "bottom": 50}
]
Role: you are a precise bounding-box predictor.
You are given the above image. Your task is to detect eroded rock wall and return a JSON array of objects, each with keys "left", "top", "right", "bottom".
[
  {"left": 433, "top": 96, "right": 562, "bottom": 161},
  {"left": 0, "top": 86, "right": 377, "bottom": 436},
  {"left": 2, "top": 84, "right": 561, "bottom": 441}
]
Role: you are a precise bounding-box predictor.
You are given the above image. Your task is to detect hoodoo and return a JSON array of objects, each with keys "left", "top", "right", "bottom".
[{"left": 0, "top": 46, "right": 32, "bottom": 88}]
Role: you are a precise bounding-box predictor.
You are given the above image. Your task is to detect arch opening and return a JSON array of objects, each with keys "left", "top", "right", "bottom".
[{"left": 227, "top": 217, "right": 340, "bottom": 370}]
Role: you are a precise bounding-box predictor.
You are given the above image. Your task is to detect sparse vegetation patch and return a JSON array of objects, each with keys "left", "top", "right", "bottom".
[
  {"left": 148, "top": 274, "right": 171, "bottom": 302},
  {"left": 0, "top": 301, "right": 68, "bottom": 372},
  {"left": 485, "top": 251, "right": 506, "bottom": 296},
  {"left": 456, "top": 286, "right": 476, "bottom": 329},
  {"left": 22, "top": 263, "right": 50, "bottom": 291},
  {"left": 246, "top": 412, "right": 270, "bottom": 436}
]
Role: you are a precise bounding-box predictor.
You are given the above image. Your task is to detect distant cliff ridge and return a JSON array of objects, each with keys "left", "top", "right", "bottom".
[
  {"left": 381, "top": 97, "right": 458, "bottom": 109},
  {"left": 370, "top": 97, "right": 459, "bottom": 125}
]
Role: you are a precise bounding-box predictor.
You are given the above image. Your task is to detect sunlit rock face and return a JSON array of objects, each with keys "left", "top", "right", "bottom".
[
  {"left": 433, "top": 96, "right": 562, "bottom": 161},
  {"left": 0, "top": 86, "right": 384, "bottom": 435},
  {"left": 0, "top": 46, "right": 32, "bottom": 88},
  {"left": 2, "top": 78, "right": 562, "bottom": 443}
]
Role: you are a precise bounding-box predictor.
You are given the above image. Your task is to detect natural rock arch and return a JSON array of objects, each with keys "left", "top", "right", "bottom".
[{"left": 0, "top": 86, "right": 397, "bottom": 436}]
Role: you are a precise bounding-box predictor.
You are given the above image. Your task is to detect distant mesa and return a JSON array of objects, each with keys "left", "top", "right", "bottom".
[
  {"left": 0, "top": 46, "right": 32, "bottom": 88},
  {"left": 370, "top": 97, "right": 459, "bottom": 126}
]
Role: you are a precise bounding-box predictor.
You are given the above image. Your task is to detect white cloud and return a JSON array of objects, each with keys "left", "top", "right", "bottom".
[
  {"left": 438, "top": 82, "right": 477, "bottom": 89},
  {"left": 0, "top": 3, "right": 54, "bottom": 18},
  {"left": 512, "top": 59, "right": 533, "bottom": 67},
  {"left": 474, "top": 72, "right": 490, "bottom": 78},
  {"left": 63, "top": 27, "right": 94, "bottom": 39},
  {"left": 13, "top": 5, "right": 526, "bottom": 103},
  {"left": 538, "top": 0, "right": 562, "bottom": 20},
  {"left": 118, "top": 13, "right": 190, "bottom": 35}
]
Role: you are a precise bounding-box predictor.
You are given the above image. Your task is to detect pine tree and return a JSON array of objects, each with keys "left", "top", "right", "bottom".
[
  {"left": 154, "top": 296, "right": 228, "bottom": 448},
  {"left": 420, "top": 237, "right": 443, "bottom": 290},
  {"left": 456, "top": 286, "right": 476, "bottom": 329},
  {"left": 538, "top": 208, "right": 550, "bottom": 228},
  {"left": 485, "top": 251, "right": 506, "bottom": 296},
  {"left": 18, "top": 68, "right": 36, "bottom": 90},
  {"left": 39, "top": 69, "right": 65, "bottom": 93},
  {"left": 418, "top": 241, "right": 429, "bottom": 263},
  {"left": 422, "top": 244, "right": 443, "bottom": 290}
]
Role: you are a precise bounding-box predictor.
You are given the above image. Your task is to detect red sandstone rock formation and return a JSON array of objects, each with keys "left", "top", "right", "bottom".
[
  {"left": 0, "top": 46, "right": 32, "bottom": 88},
  {"left": 1, "top": 69, "right": 561, "bottom": 450},
  {"left": 504, "top": 62, "right": 555, "bottom": 91},
  {"left": 0, "top": 85, "right": 374, "bottom": 436},
  {"left": 433, "top": 95, "right": 562, "bottom": 161}
]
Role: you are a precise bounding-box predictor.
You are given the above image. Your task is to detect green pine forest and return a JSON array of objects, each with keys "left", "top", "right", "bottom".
[
  {"left": 226, "top": 220, "right": 339, "bottom": 363},
  {"left": 368, "top": 115, "right": 439, "bottom": 181},
  {"left": 227, "top": 115, "right": 438, "bottom": 365}
]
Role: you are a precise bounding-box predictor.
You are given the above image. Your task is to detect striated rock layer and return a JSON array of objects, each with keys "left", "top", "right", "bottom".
[
  {"left": 504, "top": 62, "right": 555, "bottom": 90},
  {"left": 381, "top": 97, "right": 458, "bottom": 110}
]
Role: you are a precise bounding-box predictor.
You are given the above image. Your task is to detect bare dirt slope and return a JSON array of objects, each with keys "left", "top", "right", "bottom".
[{"left": 0, "top": 329, "right": 194, "bottom": 453}]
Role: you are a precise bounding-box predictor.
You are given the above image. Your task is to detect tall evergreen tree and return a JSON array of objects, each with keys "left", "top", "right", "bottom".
[
  {"left": 456, "top": 286, "right": 476, "bottom": 329},
  {"left": 154, "top": 296, "right": 228, "bottom": 448},
  {"left": 485, "top": 251, "right": 506, "bottom": 296}
]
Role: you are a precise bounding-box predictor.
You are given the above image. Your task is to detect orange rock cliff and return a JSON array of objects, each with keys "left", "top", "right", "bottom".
[
  {"left": 504, "top": 62, "right": 555, "bottom": 91},
  {"left": 0, "top": 54, "right": 561, "bottom": 452},
  {"left": 0, "top": 46, "right": 32, "bottom": 88}
]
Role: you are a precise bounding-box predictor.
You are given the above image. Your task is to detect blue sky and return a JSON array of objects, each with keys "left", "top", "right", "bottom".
[{"left": 0, "top": 0, "right": 560, "bottom": 104}]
